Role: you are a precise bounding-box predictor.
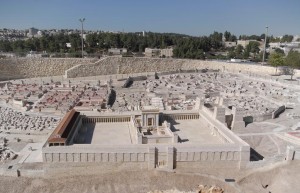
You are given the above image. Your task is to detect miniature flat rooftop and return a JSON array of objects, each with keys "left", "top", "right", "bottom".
[
  {"left": 82, "top": 122, "right": 132, "bottom": 145},
  {"left": 173, "top": 119, "right": 223, "bottom": 144}
]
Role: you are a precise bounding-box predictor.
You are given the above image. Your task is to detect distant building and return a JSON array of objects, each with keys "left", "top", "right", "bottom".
[
  {"left": 237, "top": 40, "right": 264, "bottom": 50},
  {"left": 0, "top": 52, "right": 16, "bottom": 58},
  {"left": 282, "top": 47, "right": 300, "bottom": 55},
  {"left": 145, "top": 48, "right": 173, "bottom": 58},
  {"left": 223, "top": 41, "right": 237, "bottom": 48},
  {"left": 230, "top": 58, "right": 242, "bottom": 63},
  {"left": 28, "top": 27, "right": 38, "bottom": 37},
  {"left": 237, "top": 40, "right": 261, "bottom": 48},
  {"left": 108, "top": 48, "right": 127, "bottom": 55},
  {"left": 269, "top": 42, "right": 300, "bottom": 49},
  {"left": 269, "top": 42, "right": 300, "bottom": 55},
  {"left": 66, "top": 43, "right": 72, "bottom": 48},
  {"left": 292, "top": 35, "right": 300, "bottom": 42},
  {"left": 145, "top": 48, "right": 160, "bottom": 57},
  {"left": 160, "top": 48, "right": 173, "bottom": 58},
  {"left": 237, "top": 40, "right": 250, "bottom": 48},
  {"left": 26, "top": 51, "right": 49, "bottom": 58},
  {"left": 37, "top": 30, "right": 43, "bottom": 37}
]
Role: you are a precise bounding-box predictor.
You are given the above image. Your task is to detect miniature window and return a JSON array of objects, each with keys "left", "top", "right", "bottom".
[{"left": 148, "top": 118, "right": 153, "bottom": 126}]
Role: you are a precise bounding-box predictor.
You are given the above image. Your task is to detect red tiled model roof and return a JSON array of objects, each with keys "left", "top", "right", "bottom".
[{"left": 47, "top": 109, "right": 76, "bottom": 144}]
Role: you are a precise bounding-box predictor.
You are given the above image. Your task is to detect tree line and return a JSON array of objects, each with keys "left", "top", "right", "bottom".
[
  {"left": 0, "top": 31, "right": 224, "bottom": 59},
  {"left": 269, "top": 49, "right": 300, "bottom": 79},
  {"left": 0, "top": 31, "right": 296, "bottom": 60}
]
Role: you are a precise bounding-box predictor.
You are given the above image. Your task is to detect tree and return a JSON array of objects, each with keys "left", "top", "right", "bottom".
[
  {"left": 269, "top": 36, "right": 280, "bottom": 43},
  {"left": 195, "top": 49, "right": 205, "bottom": 59},
  {"left": 243, "top": 49, "right": 250, "bottom": 59},
  {"left": 268, "top": 52, "right": 284, "bottom": 75},
  {"left": 227, "top": 47, "right": 236, "bottom": 59},
  {"left": 69, "top": 34, "right": 81, "bottom": 52},
  {"left": 249, "top": 41, "right": 260, "bottom": 53},
  {"left": 39, "top": 36, "right": 48, "bottom": 51},
  {"left": 209, "top": 31, "right": 223, "bottom": 49},
  {"left": 12, "top": 40, "right": 25, "bottom": 54},
  {"left": 245, "top": 41, "right": 260, "bottom": 59},
  {"left": 274, "top": 48, "right": 284, "bottom": 54},
  {"left": 281, "top": 35, "right": 293, "bottom": 43},
  {"left": 228, "top": 35, "right": 237, "bottom": 42},
  {"left": 24, "top": 39, "right": 37, "bottom": 51},
  {"left": 235, "top": 45, "right": 244, "bottom": 59},
  {"left": 0, "top": 40, "right": 13, "bottom": 52},
  {"left": 224, "top": 31, "right": 231, "bottom": 41},
  {"left": 240, "top": 34, "right": 261, "bottom": 41},
  {"left": 285, "top": 50, "right": 300, "bottom": 79},
  {"left": 257, "top": 51, "right": 269, "bottom": 63}
]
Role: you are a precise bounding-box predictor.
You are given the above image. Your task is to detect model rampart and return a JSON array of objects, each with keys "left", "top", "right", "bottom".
[
  {"left": 0, "top": 58, "right": 97, "bottom": 80},
  {"left": 42, "top": 143, "right": 247, "bottom": 170},
  {"left": 1, "top": 57, "right": 300, "bottom": 82},
  {"left": 65, "top": 56, "right": 300, "bottom": 78}
]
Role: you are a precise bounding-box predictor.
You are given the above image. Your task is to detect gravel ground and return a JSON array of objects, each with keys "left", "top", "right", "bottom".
[
  {"left": 0, "top": 170, "right": 236, "bottom": 193},
  {"left": 1, "top": 161, "right": 300, "bottom": 193}
]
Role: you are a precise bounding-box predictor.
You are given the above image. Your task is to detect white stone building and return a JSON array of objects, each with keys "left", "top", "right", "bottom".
[
  {"left": 108, "top": 48, "right": 128, "bottom": 55},
  {"left": 223, "top": 41, "right": 237, "bottom": 48},
  {"left": 145, "top": 48, "right": 173, "bottom": 58}
]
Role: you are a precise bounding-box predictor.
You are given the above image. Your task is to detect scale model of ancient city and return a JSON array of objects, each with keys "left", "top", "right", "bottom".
[{"left": 1, "top": 55, "right": 300, "bottom": 192}]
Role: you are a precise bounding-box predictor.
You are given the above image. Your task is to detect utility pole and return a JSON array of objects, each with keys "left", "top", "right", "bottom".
[
  {"left": 262, "top": 26, "right": 268, "bottom": 65},
  {"left": 79, "top": 18, "right": 85, "bottom": 58}
]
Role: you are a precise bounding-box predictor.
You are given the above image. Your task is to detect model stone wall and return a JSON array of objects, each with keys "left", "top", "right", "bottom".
[
  {"left": 1, "top": 57, "right": 300, "bottom": 81},
  {"left": 66, "top": 57, "right": 212, "bottom": 78},
  {"left": 65, "top": 56, "right": 300, "bottom": 78},
  {"left": 42, "top": 143, "right": 249, "bottom": 169},
  {"left": 0, "top": 58, "right": 97, "bottom": 80},
  {"left": 65, "top": 57, "right": 120, "bottom": 77},
  {"left": 42, "top": 145, "right": 150, "bottom": 165}
]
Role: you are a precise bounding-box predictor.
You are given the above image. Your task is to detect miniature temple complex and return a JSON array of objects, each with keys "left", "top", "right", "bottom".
[{"left": 43, "top": 100, "right": 250, "bottom": 170}]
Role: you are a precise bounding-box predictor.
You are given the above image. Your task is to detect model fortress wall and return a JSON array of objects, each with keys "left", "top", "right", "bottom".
[
  {"left": 0, "top": 58, "right": 97, "bottom": 81},
  {"left": 42, "top": 99, "right": 250, "bottom": 171},
  {"left": 64, "top": 57, "right": 300, "bottom": 78},
  {"left": 2, "top": 57, "right": 300, "bottom": 81}
]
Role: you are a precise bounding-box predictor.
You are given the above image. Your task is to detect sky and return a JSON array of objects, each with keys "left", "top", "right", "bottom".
[{"left": 0, "top": 0, "right": 299, "bottom": 37}]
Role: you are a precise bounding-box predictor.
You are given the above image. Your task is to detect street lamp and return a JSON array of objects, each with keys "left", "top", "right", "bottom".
[
  {"left": 262, "top": 26, "right": 269, "bottom": 65},
  {"left": 79, "top": 18, "right": 85, "bottom": 58}
]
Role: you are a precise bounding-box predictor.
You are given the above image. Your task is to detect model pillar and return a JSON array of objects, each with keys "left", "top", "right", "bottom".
[
  {"left": 167, "top": 147, "right": 174, "bottom": 170},
  {"left": 148, "top": 147, "right": 156, "bottom": 169}
]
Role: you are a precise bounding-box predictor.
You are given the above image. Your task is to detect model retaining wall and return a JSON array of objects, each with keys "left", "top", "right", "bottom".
[
  {"left": 42, "top": 144, "right": 248, "bottom": 170},
  {"left": 2, "top": 57, "right": 300, "bottom": 81},
  {"left": 0, "top": 58, "right": 97, "bottom": 80},
  {"left": 65, "top": 57, "right": 300, "bottom": 78}
]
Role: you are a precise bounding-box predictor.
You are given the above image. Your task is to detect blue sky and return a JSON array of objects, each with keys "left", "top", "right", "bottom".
[{"left": 0, "top": 0, "right": 299, "bottom": 36}]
